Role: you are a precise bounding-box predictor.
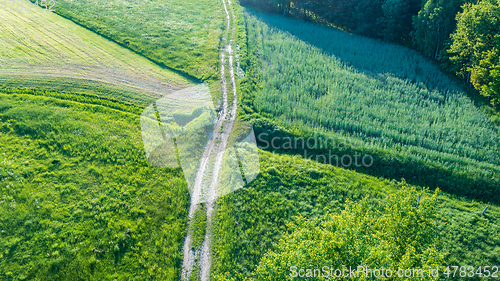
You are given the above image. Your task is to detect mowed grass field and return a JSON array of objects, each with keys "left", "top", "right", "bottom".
[
  {"left": 0, "top": 3, "right": 211, "bottom": 280},
  {"left": 50, "top": 0, "right": 225, "bottom": 80},
  {"left": 0, "top": 4, "right": 192, "bottom": 106}
]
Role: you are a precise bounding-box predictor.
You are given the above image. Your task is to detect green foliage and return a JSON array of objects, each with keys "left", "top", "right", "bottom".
[
  {"left": 470, "top": 49, "right": 500, "bottom": 105},
  {"left": 211, "top": 151, "right": 500, "bottom": 279},
  {"left": 47, "top": 0, "right": 225, "bottom": 80},
  {"left": 412, "top": 0, "right": 467, "bottom": 59},
  {"left": 0, "top": 93, "right": 190, "bottom": 280},
  {"left": 253, "top": 186, "right": 443, "bottom": 280},
  {"left": 448, "top": 0, "right": 500, "bottom": 105},
  {"left": 241, "top": 0, "right": 420, "bottom": 43},
  {"left": 189, "top": 262, "right": 202, "bottom": 281}
]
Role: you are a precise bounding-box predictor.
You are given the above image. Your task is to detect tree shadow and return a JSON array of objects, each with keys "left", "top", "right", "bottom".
[
  {"left": 244, "top": 9, "right": 500, "bottom": 204},
  {"left": 247, "top": 9, "right": 465, "bottom": 99}
]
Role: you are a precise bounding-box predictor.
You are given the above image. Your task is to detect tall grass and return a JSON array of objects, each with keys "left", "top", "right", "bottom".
[
  {"left": 0, "top": 93, "right": 190, "bottom": 279},
  {"left": 242, "top": 10, "right": 500, "bottom": 201}
]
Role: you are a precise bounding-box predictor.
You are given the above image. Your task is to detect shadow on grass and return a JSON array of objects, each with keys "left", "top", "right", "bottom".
[{"left": 251, "top": 120, "right": 500, "bottom": 205}]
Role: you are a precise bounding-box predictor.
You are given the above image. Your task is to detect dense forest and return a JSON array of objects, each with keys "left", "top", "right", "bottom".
[{"left": 240, "top": 0, "right": 500, "bottom": 105}]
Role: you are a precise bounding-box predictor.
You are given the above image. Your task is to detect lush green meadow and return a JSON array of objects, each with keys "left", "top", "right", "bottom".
[
  {"left": 239, "top": 10, "right": 500, "bottom": 203},
  {"left": 211, "top": 151, "right": 500, "bottom": 280},
  {"left": 49, "top": 0, "right": 225, "bottom": 80},
  {"left": 0, "top": 92, "right": 190, "bottom": 280}
]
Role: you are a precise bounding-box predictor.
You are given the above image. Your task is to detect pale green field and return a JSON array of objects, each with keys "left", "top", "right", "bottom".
[
  {"left": 0, "top": 4, "right": 192, "bottom": 104},
  {"left": 50, "top": 0, "right": 225, "bottom": 80}
]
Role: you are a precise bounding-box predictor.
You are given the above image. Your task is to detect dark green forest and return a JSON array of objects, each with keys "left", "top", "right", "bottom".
[{"left": 240, "top": 0, "right": 500, "bottom": 106}]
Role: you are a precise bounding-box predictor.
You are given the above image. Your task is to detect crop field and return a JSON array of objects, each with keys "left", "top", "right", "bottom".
[
  {"left": 0, "top": 6, "right": 193, "bottom": 106},
  {"left": 50, "top": 0, "right": 225, "bottom": 80},
  {"left": 242, "top": 10, "right": 500, "bottom": 202}
]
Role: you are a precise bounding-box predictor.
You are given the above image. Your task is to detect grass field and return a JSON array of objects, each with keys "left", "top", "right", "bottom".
[
  {"left": 0, "top": 5, "right": 192, "bottom": 106},
  {"left": 49, "top": 0, "right": 225, "bottom": 80},
  {"left": 240, "top": 9, "right": 500, "bottom": 203},
  {"left": 0, "top": 4, "right": 207, "bottom": 280},
  {"left": 0, "top": 92, "right": 190, "bottom": 280},
  {"left": 2, "top": 0, "right": 499, "bottom": 279}
]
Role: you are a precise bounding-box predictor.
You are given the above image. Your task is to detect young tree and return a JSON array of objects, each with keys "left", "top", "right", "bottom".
[
  {"left": 252, "top": 184, "right": 443, "bottom": 280},
  {"left": 471, "top": 48, "right": 500, "bottom": 105}
]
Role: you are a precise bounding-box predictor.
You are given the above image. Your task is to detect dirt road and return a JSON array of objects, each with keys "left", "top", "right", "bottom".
[{"left": 180, "top": 0, "right": 238, "bottom": 279}]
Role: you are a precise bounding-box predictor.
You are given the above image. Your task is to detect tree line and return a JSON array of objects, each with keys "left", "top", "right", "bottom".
[{"left": 240, "top": 0, "right": 500, "bottom": 105}]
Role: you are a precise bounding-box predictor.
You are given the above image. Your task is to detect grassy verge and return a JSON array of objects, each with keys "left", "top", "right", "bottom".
[
  {"left": 210, "top": 4, "right": 500, "bottom": 279},
  {"left": 190, "top": 205, "right": 207, "bottom": 251}
]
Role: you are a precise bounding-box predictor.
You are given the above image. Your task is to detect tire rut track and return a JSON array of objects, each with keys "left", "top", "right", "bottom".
[{"left": 181, "top": 0, "right": 238, "bottom": 279}]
